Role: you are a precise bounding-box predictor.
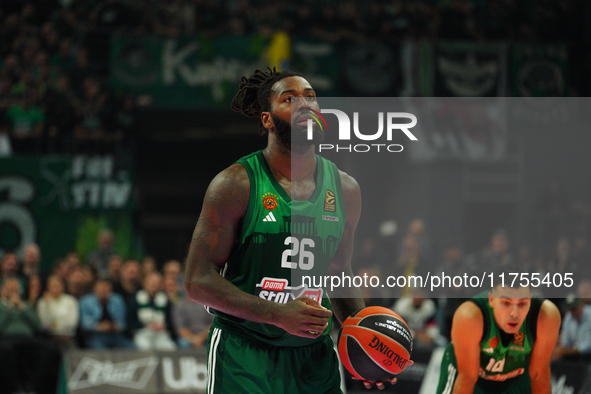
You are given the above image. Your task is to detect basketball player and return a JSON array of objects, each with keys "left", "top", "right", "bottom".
[
  {"left": 436, "top": 268, "right": 561, "bottom": 394},
  {"left": 184, "top": 68, "right": 396, "bottom": 393}
]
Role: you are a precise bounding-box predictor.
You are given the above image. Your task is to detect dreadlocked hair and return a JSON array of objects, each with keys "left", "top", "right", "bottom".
[{"left": 231, "top": 67, "right": 303, "bottom": 134}]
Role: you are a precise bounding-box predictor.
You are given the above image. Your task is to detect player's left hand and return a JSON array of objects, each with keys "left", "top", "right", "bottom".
[{"left": 354, "top": 360, "right": 414, "bottom": 390}]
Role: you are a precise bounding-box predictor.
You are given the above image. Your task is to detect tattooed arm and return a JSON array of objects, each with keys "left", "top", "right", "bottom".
[
  {"left": 328, "top": 170, "right": 365, "bottom": 324},
  {"left": 184, "top": 164, "right": 332, "bottom": 338}
]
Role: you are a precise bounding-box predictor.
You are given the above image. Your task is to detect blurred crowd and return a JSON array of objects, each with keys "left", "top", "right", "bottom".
[
  {"left": 0, "top": 0, "right": 140, "bottom": 156},
  {"left": 0, "top": 230, "right": 212, "bottom": 393},
  {"left": 0, "top": 0, "right": 586, "bottom": 156}
]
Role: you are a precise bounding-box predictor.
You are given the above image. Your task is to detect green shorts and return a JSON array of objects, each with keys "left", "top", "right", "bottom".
[
  {"left": 436, "top": 344, "right": 532, "bottom": 394},
  {"left": 206, "top": 326, "right": 342, "bottom": 394}
]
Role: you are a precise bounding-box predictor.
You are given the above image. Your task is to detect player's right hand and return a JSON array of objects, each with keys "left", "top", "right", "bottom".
[{"left": 274, "top": 297, "right": 332, "bottom": 338}]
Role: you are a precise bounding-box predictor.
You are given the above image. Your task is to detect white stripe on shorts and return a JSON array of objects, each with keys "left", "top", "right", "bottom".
[
  {"left": 207, "top": 328, "right": 222, "bottom": 394},
  {"left": 442, "top": 363, "right": 457, "bottom": 394}
]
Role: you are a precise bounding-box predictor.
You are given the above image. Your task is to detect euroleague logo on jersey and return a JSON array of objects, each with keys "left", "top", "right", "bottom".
[
  {"left": 262, "top": 192, "right": 278, "bottom": 211},
  {"left": 324, "top": 190, "right": 336, "bottom": 212},
  {"left": 489, "top": 337, "right": 499, "bottom": 348}
]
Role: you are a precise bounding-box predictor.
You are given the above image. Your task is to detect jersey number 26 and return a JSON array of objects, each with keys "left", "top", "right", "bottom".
[{"left": 281, "top": 236, "right": 315, "bottom": 270}]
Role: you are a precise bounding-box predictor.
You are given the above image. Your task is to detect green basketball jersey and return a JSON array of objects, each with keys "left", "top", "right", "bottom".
[
  {"left": 211, "top": 150, "right": 346, "bottom": 347},
  {"left": 470, "top": 292, "right": 542, "bottom": 383}
]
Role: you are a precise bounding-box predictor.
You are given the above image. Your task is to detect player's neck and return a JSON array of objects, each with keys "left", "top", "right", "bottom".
[{"left": 264, "top": 139, "right": 317, "bottom": 182}]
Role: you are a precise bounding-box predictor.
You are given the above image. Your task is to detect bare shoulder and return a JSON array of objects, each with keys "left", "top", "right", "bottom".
[
  {"left": 537, "top": 299, "right": 561, "bottom": 332},
  {"left": 202, "top": 163, "right": 250, "bottom": 221},
  {"left": 454, "top": 300, "right": 484, "bottom": 321},
  {"left": 337, "top": 169, "right": 361, "bottom": 226},
  {"left": 338, "top": 169, "right": 361, "bottom": 206},
  {"left": 338, "top": 169, "right": 360, "bottom": 196},
  {"left": 451, "top": 301, "right": 484, "bottom": 344}
]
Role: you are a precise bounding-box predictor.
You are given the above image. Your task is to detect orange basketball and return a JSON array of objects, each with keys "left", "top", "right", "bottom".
[{"left": 338, "top": 306, "right": 413, "bottom": 382}]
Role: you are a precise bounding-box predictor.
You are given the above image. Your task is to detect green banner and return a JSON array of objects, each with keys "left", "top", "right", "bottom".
[
  {"left": 110, "top": 35, "right": 270, "bottom": 109},
  {"left": 510, "top": 43, "right": 569, "bottom": 96},
  {"left": 433, "top": 41, "right": 507, "bottom": 97},
  {"left": 0, "top": 155, "right": 140, "bottom": 274},
  {"left": 109, "top": 34, "right": 341, "bottom": 109}
]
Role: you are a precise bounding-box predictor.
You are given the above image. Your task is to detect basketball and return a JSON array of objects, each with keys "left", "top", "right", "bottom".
[{"left": 338, "top": 306, "right": 413, "bottom": 382}]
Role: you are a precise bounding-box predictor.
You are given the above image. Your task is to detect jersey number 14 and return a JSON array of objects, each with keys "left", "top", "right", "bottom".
[{"left": 485, "top": 357, "right": 505, "bottom": 373}]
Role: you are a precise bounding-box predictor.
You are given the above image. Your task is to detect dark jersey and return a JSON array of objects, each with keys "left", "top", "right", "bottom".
[{"left": 210, "top": 151, "right": 346, "bottom": 347}]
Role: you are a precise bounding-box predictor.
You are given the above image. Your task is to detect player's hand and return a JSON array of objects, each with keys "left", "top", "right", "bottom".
[
  {"left": 274, "top": 297, "right": 332, "bottom": 338},
  {"left": 354, "top": 376, "right": 397, "bottom": 390},
  {"left": 354, "top": 360, "right": 414, "bottom": 390}
]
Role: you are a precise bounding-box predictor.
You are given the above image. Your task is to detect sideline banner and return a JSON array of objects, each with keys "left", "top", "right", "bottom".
[{"left": 61, "top": 349, "right": 208, "bottom": 394}]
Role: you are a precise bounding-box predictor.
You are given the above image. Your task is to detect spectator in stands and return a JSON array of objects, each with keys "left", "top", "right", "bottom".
[
  {"left": 6, "top": 91, "right": 45, "bottom": 153},
  {"left": 65, "top": 265, "right": 91, "bottom": 299},
  {"left": 163, "top": 259, "right": 183, "bottom": 288},
  {"left": 66, "top": 266, "right": 96, "bottom": 299},
  {"left": 74, "top": 76, "right": 112, "bottom": 152},
  {"left": 43, "top": 72, "right": 80, "bottom": 152},
  {"left": 152, "top": 0, "right": 195, "bottom": 37},
  {"left": 141, "top": 255, "right": 157, "bottom": 279},
  {"left": 552, "top": 295, "right": 591, "bottom": 362},
  {"left": 90, "top": 0, "right": 135, "bottom": 32},
  {"left": 132, "top": 272, "right": 176, "bottom": 350},
  {"left": 37, "top": 274, "right": 79, "bottom": 351},
  {"left": 549, "top": 236, "right": 573, "bottom": 272},
  {"left": 163, "top": 259, "right": 181, "bottom": 279},
  {"left": 50, "top": 38, "right": 75, "bottom": 75},
  {"left": 21, "top": 243, "right": 43, "bottom": 279},
  {"left": 396, "top": 219, "right": 432, "bottom": 287},
  {"left": 113, "top": 259, "right": 141, "bottom": 335},
  {"left": 113, "top": 259, "right": 141, "bottom": 302},
  {"left": 26, "top": 273, "right": 43, "bottom": 307},
  {"left": 357, "top": 237, "right": 386, "bottom": 275},
  {"left": 396, "top": 234, "right": 424, "bottom": 296},
  {"left": 53, "top": 252, "right": 82, "bottom": 284},
  {"left": 65, "top": 251, "right": 82, "bottom": 267},
  {"left": 435, "top": 243, "right": 467, "bottom": 283},
  {"left": 1, "top": 251, "right": 26, "bottom": 293},
  {"left": 0, "top": 276, "right": 61, "bottom": 394},
  {"left": 79, "top": 277, "right": 134, "bottom": 349},
  {"left": 0, "top": 277, "right": 39, "bottom": 335},
  {"left": 86, "top": 229, "right": 116, "bottom": 278},
  {"left": 478, "top": 228, "right": 514, "bottom": 269},
  {"left": 436, "top": 0, "right": 479, "bottom": 40},
  {"left": 69, "top": 47, "right": 95, "bottom": 95},
  {"left": 578, "top": 280, "right": 591, "bottom": 306},
  {"left": 164, "top": 273, "right": 182, "bottom": 304},
  {"left": 393, "top": 288, "right": 444, "bottom": 349},
  {"left": 40, "top": 21, "right": 60, "bottom": 55},
  {"left": 108, "top": 253, "right": 123, "bottom": 282},
  {"left": 172, "top": 296, "right": 214, "bottom": 349}
]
